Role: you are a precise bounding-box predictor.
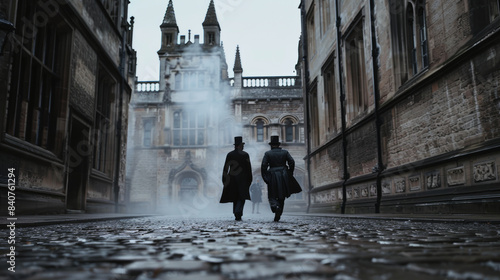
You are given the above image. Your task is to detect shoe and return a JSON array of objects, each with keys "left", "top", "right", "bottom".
[
  {"left": 235, "top": 213, "right": 242, "bottom": 221},
  {"left": 274, "top": 213, "right": 280, "bottom": 222}
]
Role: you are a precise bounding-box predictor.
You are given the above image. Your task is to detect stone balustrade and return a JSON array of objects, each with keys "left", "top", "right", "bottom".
[
  {"left": 136, "top": 81, "right": 160, "bottom": 92},
  {"left": 231, "top": 76, "right": 301, "bottom": 88}
]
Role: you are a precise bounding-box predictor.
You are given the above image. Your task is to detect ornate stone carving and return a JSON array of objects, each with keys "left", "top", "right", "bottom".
[
  {"left": 370, "top": 184, "right": 377, "bottom": 197},
  {"left": 473, "top": 161, "right": 496, "bottom": 183},
  {"left": 395, "top": 178, "right": 406, "bottom": 193},
  {"left": 361, "top": 186, "right": 369, "bottom": 197},
  {"left": 382, "top": 182, "right": 391, "bottom": 194},
  {"left": 426, "top": 171, "right": 441, "bottom": 189},
  {"left": 409, "top": 175, "right": 421, "bottom": 191},
  {"left": 312, "top": 189, "right": 337, "bottom": 204},
  {"left": 353, "top": 188, "right": 360, "bottom": 198},
  {"left": 447, "top": 166, "right": 465, "bottom": 186}
]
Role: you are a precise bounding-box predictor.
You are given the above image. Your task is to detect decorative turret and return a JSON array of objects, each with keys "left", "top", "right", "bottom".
[
  {"left": 202, "top": 0, "right": 221, "bottom": 46},
  {"left": 159, "top": 0, "right": 179, "bottom": 51},
  {"left": 233, "top": 46, "right": 243, "bottom": 88}
]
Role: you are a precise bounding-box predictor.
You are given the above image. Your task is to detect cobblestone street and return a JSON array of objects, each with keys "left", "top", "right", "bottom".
[{"left": 2, "top": 214, "right": 500, "bottom": 280}]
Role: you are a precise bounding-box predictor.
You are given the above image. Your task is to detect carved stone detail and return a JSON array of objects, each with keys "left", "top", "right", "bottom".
[
  {"left": 395, "top": 178, "right": 406, "bottom": 193},
  {"left": 447, "top": 166, "right": 465, "bottom": 186},
  {"left": 409, "top": 175, "right": 421, "bottom": 191},
  {"left": 361, "top": 186, "right": 369, "bottom": 197},
  {"left": 473, "top": 161, "right": 496, "bottom": 183},
  {"left": 426, "top": 171, "right": 441, "bottom": 189},
  {"left": 353, "top": 188, "right": 360, "bottom": 199},
  {"left": 370, "top": 184, "right": 377, "bottom": 197},
  {"left": 382, "top": 181, "right": 391, "bottom": 194},
  {"left": 312, "top": 188, "right": 337, "bottom": 204}
]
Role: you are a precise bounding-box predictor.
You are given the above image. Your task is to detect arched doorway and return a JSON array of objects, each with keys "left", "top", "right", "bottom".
[{"left": 179, "top": 175, "right": 199, "bottom": 205}]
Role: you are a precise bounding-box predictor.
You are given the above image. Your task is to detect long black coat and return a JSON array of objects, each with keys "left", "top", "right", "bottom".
[
  {"left": 220, "top": 149, "right": 253, "bottom": 203},
  {"left": 261, "top": 147, "right": 302, "bottom": 200}
]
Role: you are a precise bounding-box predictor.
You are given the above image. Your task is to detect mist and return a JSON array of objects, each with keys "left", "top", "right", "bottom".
[{"left": 125, "top": 35, "right": 271, "bottom": 219}]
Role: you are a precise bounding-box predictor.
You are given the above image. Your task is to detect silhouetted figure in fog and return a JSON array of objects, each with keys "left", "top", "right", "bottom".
[
  {"left": 250, "top": 178, "right": 263, "bottom": 214},
  {"left": 261, "top": 136, "right": 302, "bottom": 222},
  {"left": 220, "top": 136, "right": 253, "bottom": 221}
]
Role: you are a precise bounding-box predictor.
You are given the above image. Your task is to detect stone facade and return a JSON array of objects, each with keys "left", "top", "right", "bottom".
[
  {"left": 127, "top": 0, "right": 306, "bottom": 214},
  {"left": 301, "top": 0, "right": 500, "bottom": 214},
  {"left": 0, "top": 0, "right": 136, "bottom": 214}
]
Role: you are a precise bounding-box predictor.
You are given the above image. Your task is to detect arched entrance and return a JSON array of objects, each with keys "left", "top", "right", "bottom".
[{"left": 179, "top": 175, "right": 199, "bottom": 205}]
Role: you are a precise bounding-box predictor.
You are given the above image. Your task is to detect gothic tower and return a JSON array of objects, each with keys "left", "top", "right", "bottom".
[{"left": 202, "top": 0, "right": 221, "bottom": 46}]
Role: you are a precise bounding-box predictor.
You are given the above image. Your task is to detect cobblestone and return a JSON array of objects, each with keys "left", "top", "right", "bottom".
[{"left": 1, "top": 214, "right": 500, "bottom": 279}]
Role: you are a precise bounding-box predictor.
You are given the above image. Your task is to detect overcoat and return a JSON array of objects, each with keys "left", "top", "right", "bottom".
[
  {"left": 220, "top": 149, "right": 253, "bottom": 203},
  {"left": 250, "top": 182, "right": 263, "bottom": 203},
  {"left": 261, "top": 147, "right": 302, "bottom": 199}
]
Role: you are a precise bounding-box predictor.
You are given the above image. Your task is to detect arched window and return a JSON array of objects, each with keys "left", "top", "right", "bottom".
[
  {"left": 285, "top": 118, "right": 294, "bottom": 142},
  {"left": 389, "top": 0, "right": 429, "bottom": 88},
  {"left": 256, "top": 120, "right": 264, "bottom": 142}
]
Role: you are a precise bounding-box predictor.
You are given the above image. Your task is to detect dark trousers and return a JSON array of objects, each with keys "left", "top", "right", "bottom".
[
  {"left": 269, "top": 197, "right": 285, "bottom": 214},
  {"left": 233, "top": 199, "right": 245, "bottom": 216}
]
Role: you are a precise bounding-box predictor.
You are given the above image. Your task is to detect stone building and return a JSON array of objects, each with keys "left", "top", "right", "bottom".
[
  {"left": 127, "top": 0, "right": 306, "bottom": 214},
  {"left": 0, "top": 0, "right": 136, "bottom": 214},
  {"left": 301, "top": 0, "right": 500, "bottom": 214}
]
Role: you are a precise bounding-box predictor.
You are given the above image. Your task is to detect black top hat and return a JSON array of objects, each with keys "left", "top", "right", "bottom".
[
  {"left": 269, "top": 135, "right": 281, "bottom": 145},
  {"left": 234, "top": 136, "right": 244, "bottom": 146}
]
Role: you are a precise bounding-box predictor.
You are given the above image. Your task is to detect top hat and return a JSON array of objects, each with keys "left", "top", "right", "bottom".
[
  {"left": 269, "top": 135, "right": 281, "bottom": 145},
  {"left": 233, "top": 136, "right": 244, "bottom": 146}
]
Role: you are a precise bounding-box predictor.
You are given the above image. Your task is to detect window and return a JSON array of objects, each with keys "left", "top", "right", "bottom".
[
  {"left": 6, "top": 2, "right": 69, "bottom": 154},
  {"left": 256, "top": 120, "right": 264, "bottom": 142},
  {"left": 93, "top": 68, "right": 116, "bottom": 174},
  {"left": 165, "top": 33, "right": 173, "bottom": 46},
  {"left": 101, "top": 0, "right": 119, "bottom": 24},
  {"left": 307, "top": 5, "right": 316, "bottom": 57},
  {"left": 470, "top": 0, "right": 500, "bottom": 34},
  {"left": 175, "top": 72, "right": 181, "bottom": 90},
  {"left": 320, "top": 0, "right": 332, "bottom": 36},
  {"left": 285, "top": 118, "right": 294, "bottom": 142},
  {"left": 251, "top": 117, "right": 268, "bottom": 142},
  {"left": 322, "top": 54, "right": 337, "bottom": 133},
  {"left": 309, "top": 82, "right": 320, "bottom": 147},
  {"left": 207, "top": 32, "right": 215, "bottom": 45},
  {"left": 345, "top": 18, "right": 368, "bottom": 121},
  {"left": 143, "top": 119, "right": 154, "bottom": 147},
  {"left": 220, "top": 120, "right": 233, "bottom": 145},
  {"left": 389, "top": 0, "right": 429, "bottom": 88},
  {"left": 173, "top": 110, "right": 205, "bottom": 146}
]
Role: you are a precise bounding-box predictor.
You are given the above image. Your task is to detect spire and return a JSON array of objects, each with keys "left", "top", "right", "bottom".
[
  {"left": 161, "top": 0, "right": 178, "bottom": 30},
  {"left": 233, "top": 45, "right": 242, "bottom": 73},
  {"left": 203, "top": 0, "right": 221, "bottom": 31}
]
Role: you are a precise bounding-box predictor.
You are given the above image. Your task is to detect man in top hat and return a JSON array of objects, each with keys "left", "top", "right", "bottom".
[
  {"left": 220, "top": 136, "right": 253, "bottom": 221},
  {"left": 261, "top": 136, "right": 302, "bottom": 222}
]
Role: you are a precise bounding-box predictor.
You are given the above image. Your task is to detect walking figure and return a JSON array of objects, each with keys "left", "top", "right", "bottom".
[
  {"left": 250, "top": 178, "right": 263, "bottom": 214},
  {"left": 220, "top": 136, "right": 253, "bottom": 221},
  {"left": 261, "top": 136, "right": 302, "bottom": 222}
]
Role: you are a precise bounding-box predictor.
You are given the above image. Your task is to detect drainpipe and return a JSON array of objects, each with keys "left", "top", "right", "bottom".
[
  {"left": 336, "top": 0, "right": 349, "bottom": 214},
  {"left": 369, "top": 0, "right": 384, "bottom": 213},
  {"left": 300, "top": 1, "right": 313, "bottom": 213}
]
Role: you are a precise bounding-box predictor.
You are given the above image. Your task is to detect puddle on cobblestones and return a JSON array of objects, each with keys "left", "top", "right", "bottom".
[{"left": 4, "top": 215, "right": 500, "bottom": 280}]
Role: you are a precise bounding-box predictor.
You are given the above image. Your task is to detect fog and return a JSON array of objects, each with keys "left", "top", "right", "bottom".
[{"left": 126, "top": 38, "right": 271, "bottom": 219}]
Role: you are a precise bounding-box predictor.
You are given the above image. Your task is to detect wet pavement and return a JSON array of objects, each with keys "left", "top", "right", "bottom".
[{"left": 1, "top": 214, "right": 500, "bottom": 280}]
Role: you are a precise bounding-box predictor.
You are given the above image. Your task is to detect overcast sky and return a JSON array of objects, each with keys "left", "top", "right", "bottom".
[{"left": 128, "top": 0, "right": 302, "bottom": 81}]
